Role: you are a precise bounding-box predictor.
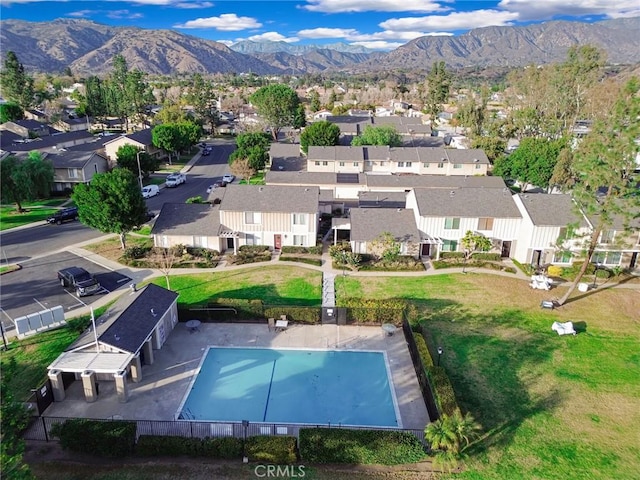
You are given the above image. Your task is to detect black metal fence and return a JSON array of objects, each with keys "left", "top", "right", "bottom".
[
  {"left": 23, "top": 416, "right": 426, "bottom": 446},
  {"left": 402, "top": 320, "right": 440, "bottom": 422}
]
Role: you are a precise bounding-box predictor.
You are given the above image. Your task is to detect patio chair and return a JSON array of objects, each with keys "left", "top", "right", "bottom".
[{"left": 268, "top": 318, "right": 275, "bottom": 332}]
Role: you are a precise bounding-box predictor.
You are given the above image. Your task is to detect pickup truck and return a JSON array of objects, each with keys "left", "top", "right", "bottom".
[
  {"left": 57, "top": 267, "right": 101, "bottom": 297},
  {"left": 165, "top": 173, "right": 186, "bottom": 187}
]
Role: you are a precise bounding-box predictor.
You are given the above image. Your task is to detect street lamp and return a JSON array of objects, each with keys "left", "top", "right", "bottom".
[
  {"left": 592, "top": 262, "right": 602, "bottom": 289},
  {"left": 437, "top": 346, "right": 443, "bottom": 367},
  {"left": 242, "top": 420, "right": 249, "bottom": 463},
  {"left": 136, "top": 150, "right": 144, "bottom": 191}
]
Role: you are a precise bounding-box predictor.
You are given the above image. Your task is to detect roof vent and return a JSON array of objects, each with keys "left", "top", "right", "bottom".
[
  {"left": 259, "top": 186, "right": 264, "bottom": 192},
  {"left": 474, "top": 158, "right": 479, "bottom": 162},
  {"left": 130, "top": 283, "right": 137, "bottom": 293},
  {"left": 150, "top": 308, "right": 157, "bottom": 317},
  {"left": 450, "top": 190, "right": 455, "bottom": 196}
]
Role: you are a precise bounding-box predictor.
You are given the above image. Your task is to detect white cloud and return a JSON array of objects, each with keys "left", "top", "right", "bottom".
[
  {"left": 380, "top": 9, "right": 520, "bottom": 32},
  {"left": 216, "top": 40, "right": 234, "bottom": 47},
  {"left": 350, "top": 41, "right": 405, "bottom": 50},
  {"left": 247, "top": 32, "right": 299, "bottom": 43},
  {"left": 498, "top": 0, "right": 640, "bottom": 21},
  {"left": 297, "top": 27, "right": 360, "bottom": 39},
  {"left": 174, "top": 1, "right": 214, "bottom": 8},
  {"left": 303, "top": 0, "right": 445, "bottom": 13},
  {"left": 174, "top": 14, "right": 262, "bottom": 31},
  {"left": 67, "top": 10, "right": 94, "bottom": 18},
  {"left": 107, "top": 10, "right": 144, "bottom": 20}
]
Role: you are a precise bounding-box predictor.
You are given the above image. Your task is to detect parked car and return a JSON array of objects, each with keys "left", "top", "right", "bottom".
[
  {"left": 222, "top": 174, "right": 235, "bottom": 183},
  {"left": 165, "top": 173, "right": 186, "bottom": 187},
  {"left": 46, "top": 207, "right": 79, "bottom": 225},
  {"left": 201, "top": 148, "right": 211, "bottom": 156},
  {"left": 57, "top": 266, "right": 101, "bottom": 297},
  {"left": 142, "top": 185, "right": 160, "bottom": 198}
]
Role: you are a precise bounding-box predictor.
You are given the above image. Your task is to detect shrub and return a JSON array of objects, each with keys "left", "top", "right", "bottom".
[
  {"left": 135, "top": 435, "right": 242, "bottom": 458},
  {"left": 440, "top": 251, "right": 465, "bottom": 259},
  {"left": 472, "top": 252, "right": 501, "bottom": 261},
  {"left": 339, "top": 298, "right": 407, "bottom": 324},
  {"left": 414, "top": 333, "right": 434, "bottom": 368},
  {"left": 279, "top": 256, "right": 322, "bottom": 266},
  {"left": 281, "top": 245, "right": 322, "bottom": 255},
  {"left": 547, "top": 265, "right": 564, "bottom": 277},
  {"left": 263, "top": 306, "right": 321, "bottom": 324},
  {"left": 50, "top": 419, "right": 136, "bottom": 457},
  {"left": 246, "top": 435, "right": 297, "bottom": 464},
  {"left": 123, "top": 245, "right": 152, "bottom": 260},
  {"left": 299, "top": 428, "right": 426, "bottom": 465},
  {"left": 427, "top": 366, "right": 460, "bottom": 417},
  {"left": 239, "top": 245, "right": 270, "bottom": 254}
]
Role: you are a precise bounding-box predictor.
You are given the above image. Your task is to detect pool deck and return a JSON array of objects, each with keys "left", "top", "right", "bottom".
[{"left": 42, "top": 323, "right": 430, "bottom": 430}]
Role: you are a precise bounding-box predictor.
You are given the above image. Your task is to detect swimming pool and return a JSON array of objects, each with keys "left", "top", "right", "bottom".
[{"left": 178, "top": 347, "right": 401, "bottom": 428}]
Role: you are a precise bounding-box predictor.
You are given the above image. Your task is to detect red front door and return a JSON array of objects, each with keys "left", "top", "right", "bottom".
[{"left": 274, "top": 234, "right": 282, "bottom": 250}]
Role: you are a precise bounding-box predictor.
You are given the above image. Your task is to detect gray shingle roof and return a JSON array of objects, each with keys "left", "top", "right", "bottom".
[
  {"left": 151, "top": 203, "right": 221, "bottom": 236},
  {"left": 414, "top": 187, "right": 522, "bottom": 218},
  {"left": 219, "top": 185, "right": 319, "bottom": 213},
  {"left": 67, "top": 283, "right": 178, "bottom": 354},
  {"left": 350, "top": 208, "right": 420, "bottom": 243},
  {"left": 516, "top": 193, "right": 586, "bottom": 227},
  {"left": 46, "top": 151, "right": 107, "bottom": 168},
  {"left": 358, "top": 191, "right": 407, "bottom": 208},
  {"left": 366, "top": 175, "right": 507, "bottom": 189}
]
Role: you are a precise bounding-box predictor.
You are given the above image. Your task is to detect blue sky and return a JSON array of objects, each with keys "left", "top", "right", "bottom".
[{"left": 1, "top": 0, "right": 638, "bottom": 50}]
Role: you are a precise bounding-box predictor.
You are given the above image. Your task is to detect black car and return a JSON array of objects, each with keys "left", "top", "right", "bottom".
[
  {"left": 47, "top": 207, "right": 79, "bottom": 225},
  {"left": 57, "top": 266, "right": 101, "bottom": 297}
]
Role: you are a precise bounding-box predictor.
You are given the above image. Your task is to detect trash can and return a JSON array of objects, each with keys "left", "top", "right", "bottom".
[{"left": 578, "top": 283, "right": 589, "bottom": 292}]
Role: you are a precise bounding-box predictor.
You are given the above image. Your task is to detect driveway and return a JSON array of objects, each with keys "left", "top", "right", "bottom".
[{"left": 0, "top": 251, "right": 131, "bottom": 334}]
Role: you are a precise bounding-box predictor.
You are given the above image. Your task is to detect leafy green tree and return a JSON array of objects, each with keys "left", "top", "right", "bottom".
[
  {"left": 229, "top": 132, "right": 270, "bottom": 171},
  {"left": 0, "top": 102, "right": 23, "bottom": 123},
  {"left": 424, "top": 61, "right": 452, "bottom": 122},
  {"left": 470, "top": 136, "right": 506, "bottom": 163},
  {"left": 351, "top": 125, "right": 402, "bottom": 147},
  {"left": 456, "top": 93, "right": 488, "bottom": 137},
  {"left": 115, "top": 144, "right": 160, "bottom": 180},
  {"left": 83, "top": 75, "right": 108, "bottom": 120},
  {"left": 558, "top": 78, "right": 640, "bottom": 305},
  {"left": 369, "top": 232, "right": 401, "bottom": 262},
  {"left": 250, "top": 84, "right": 301, "bottom": 140},
  {"left": 186, "top": 73, "right": 220, "bottom": 134},
  {"left": 0, "top": 51, "right": 34, "bottom": 108},
  {"left": 72, "top": 169, "right": 148, "bottom": 249},
  {"left": 492, "top": 137, "right": 566, "bottom": 191},
  {"left": 300, "top": 121, "right": 340, "bottom": 154},
  {"left": 293, "top": 103, "right": 306, "bottom": 130},
  {"left": 425, "top": 411, "right": 481, "bottom": 472},
  {"left": 151, "top": 121, "right": 202, "bottom": 165},
  {"left": 0, "top": 152, "right": 54, "bottom": 212},
  {"left": 309, "top": 90, "right": 321, "bottom": 112},
  {"left": 177, "top": 121, "right": 203, "bottom": 150}
]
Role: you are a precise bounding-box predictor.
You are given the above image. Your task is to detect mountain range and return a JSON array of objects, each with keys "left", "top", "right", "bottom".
[{"left": 0, "top": 17, "right": 639, "bottom": 76}]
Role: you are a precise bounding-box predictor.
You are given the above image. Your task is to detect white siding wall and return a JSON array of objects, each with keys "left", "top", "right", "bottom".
[
  {"left": 153, "top": 234, "right": 222, "bottom": 250},
  {"left": 220, "top": 211, "right": 318, "bottom": 247}
]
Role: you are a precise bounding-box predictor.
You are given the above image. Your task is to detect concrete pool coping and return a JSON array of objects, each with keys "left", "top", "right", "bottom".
[
  {"left": 42, "top": 323, "right": 430, "bottom": 430},
  {"left": 176, "top": 346, "right": 403, "bottom": 428}
]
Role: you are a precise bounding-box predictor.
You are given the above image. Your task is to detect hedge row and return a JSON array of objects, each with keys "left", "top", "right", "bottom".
[
  {"left": 135, "top": 435, "right": 242, "bottom": 458},
  {"left": 359, "top": 256, "right": 425, "bottom": 272},
  {"left": 339, "top": 297, "right": 407, "bottom": 324},
  {"left": 413, "top": 333, "right": 434, "bottom": 368},
  {"left": 439, "top": 251, "right": 465, "bottom": 259},
  {"left": 246, "top": 436, "right": 298, "bottom": 464},
  {"left": 426, "top": 366, "right": 460, "bottom": 417},
  {"left": 298, "top": 428, "right": 426, "bottom": 465},
  {"left": 50, "top": 419, "right": 136, "bottom": 457},
  {"left": 210, "top": 298, "right": 264, "bottom": 320},
  {"left": 431, "top": 259, "right": 516, "bottom": 274},
  {"left": 263, "top": 306, "right": 321, "bottom": 324},
  {"left": 279, "top": 256, "right": 323, "bottom": 266},
  {"left": 281, "top": 245, "right": 322, "bottom": 255}
]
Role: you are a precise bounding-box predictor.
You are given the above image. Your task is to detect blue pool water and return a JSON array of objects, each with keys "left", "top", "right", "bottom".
[{"left": 179, "top": 347, "right": 401, "bottom": 427}]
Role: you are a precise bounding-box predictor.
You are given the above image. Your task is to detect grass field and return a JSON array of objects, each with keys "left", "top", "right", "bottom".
[
  {"left": 0, "top": 199, "right": 68, "bottom": 231},
  {"left": 149, "top": 265, "right": 322, "bottom": 306},
  {"left": 340, "top": 273, "right": 640, "bottom": 480}
]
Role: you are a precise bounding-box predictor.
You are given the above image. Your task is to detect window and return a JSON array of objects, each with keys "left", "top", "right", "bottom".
[
  {"left": 600, "top": 230, "right": 615, "bottom": 244},
  {"left": 475, "top": 164, "right": 482, "bottom": 169},
  {"left": 444, "top": 217, "right": 460, "bottom": 229},
  {"left": 68, "top": 168, "right": 79, "bottom": 179},
  {"left": 193, "top": 236, "right": 206, "bottom": 247},
  {"left": 339, "top": 161, "right": 345, "bottom": 167},
  {"left": 605, "top": 251, "right": 621, "bottom": 265},
  {"left": 292, "top": 213, "right": 307, "bottom": 225},
  {"left": 94, "top": 164, "right": 98, "bottom": 173},
  {"left": 245, "top": 212, "right": 261, "bottom": 224},
  {"left": 442, "top": 239, "right": 458, "bottom": 252},
  {"left": 553, "top": 251, "right": 572, "bottom": 263},
  {"left": 592, "top": 251, "right": 606, "bottom": 264},
  {"left": 477, "top": 218, "right": 494, "bottom": 230},
  {"left": 245, "top": 233, "right": 257, "bottom": 245},
  {"left": 398, "top": 162, "right": 405, "bottom": 168},
  {"left": 405, "top": 161, "right": 412, "bottom": 167},
  {"left": 292, "top": 235, "right": 305, "bottom": 246},
  {"left": 437, "top": 163, "right": 444, "bottom": 169},
  {"left": 323, "top": 161, "right": 328, "bottom": 166},
  {"left": 453, "top": 164, "right": 463, "bottom": 169},
  {"left": 353, "top": 162, "right": 359, "bottom": 167},
  {"left": 423, "top": 163, "right": 429, "bottom": 168},
  {"left": 380, "top": 161, "right": 386, "bottom": 166},
  {"left": 315, "top": 161, "right": 320, "bottom": 166}
]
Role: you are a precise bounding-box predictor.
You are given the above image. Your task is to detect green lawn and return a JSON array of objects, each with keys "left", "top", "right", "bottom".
[
  {"left": 0, "top": 199, "right": 69, "bottom": 231},
  {"left": 239, "top": 171, "right": 266, "bottom": 185},
  {"left": 149, "top": 265, "right": 322, "bottom": 306},
  {"left": 342, "top": 273, "right": 640, "bottom": 480}
]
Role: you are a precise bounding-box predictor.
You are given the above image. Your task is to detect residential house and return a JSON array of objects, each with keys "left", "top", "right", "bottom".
[
  {"left": 103, "top": 128, "right": 162, "bottom": 166},
  {"left": 406, "top": 187, "right": 522, "bottom": 258},
  {"left": 347, "top": 207, "right": 421, "bottom": 258},
  {"left": 55, "top": 116, "right": 91, "bottom": 133},
  {"left": 152, "top": 203, "right": 222, "bottom": 251},
  {"left": 269, "top": 143, "right": 305, "bottom": 171},
  {"left": 45, "top": 151, "right": 109, "bottom": 193},
  {"left": 586, "top": 211, "right": 640, "bottom": 270},
  {"left": 47, "top": 283, "right": 179, "bottom": 404},
  {"left": 0, "top": 119, "right": 50, "bottom": 138},
  {"left": 219, "top": 185, "right": 319, "bottom": 251},
  {"left": 358, "top": 191, "right": 408, "bottom": 209},
  {"left": 1, "top": 129, "right": 96, "bottom": 155}
]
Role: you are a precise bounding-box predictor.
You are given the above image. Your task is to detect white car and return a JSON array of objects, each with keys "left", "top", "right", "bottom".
[
  {"left": 141, "top": 185, "right": 159, "bottom": 198},
  {"left": 165, "top": 173, "right": 186, "bottom": 187},
  {"left": 222, "top": 174, "right": 235, "bottom": 183}
]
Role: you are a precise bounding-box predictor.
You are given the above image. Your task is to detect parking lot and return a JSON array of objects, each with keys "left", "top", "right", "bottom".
[{"left": 0, "top": 251, "right": 131, "bottom": 334}]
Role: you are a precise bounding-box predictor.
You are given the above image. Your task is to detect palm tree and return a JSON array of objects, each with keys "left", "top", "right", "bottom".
[
  {"left": 449, "top": 411, "right": 482, "bottom": 452},
  {"left": 424, "top": 415, "right": 458, "bottom": 453}
]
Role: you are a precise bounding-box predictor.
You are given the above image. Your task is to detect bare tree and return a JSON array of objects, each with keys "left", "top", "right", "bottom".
[
  {"left": 230, "top": 157, "right": 256, "bottom": 184},
  {"left": 154, "top": 246, "right": 180, "bottom": 290}
]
